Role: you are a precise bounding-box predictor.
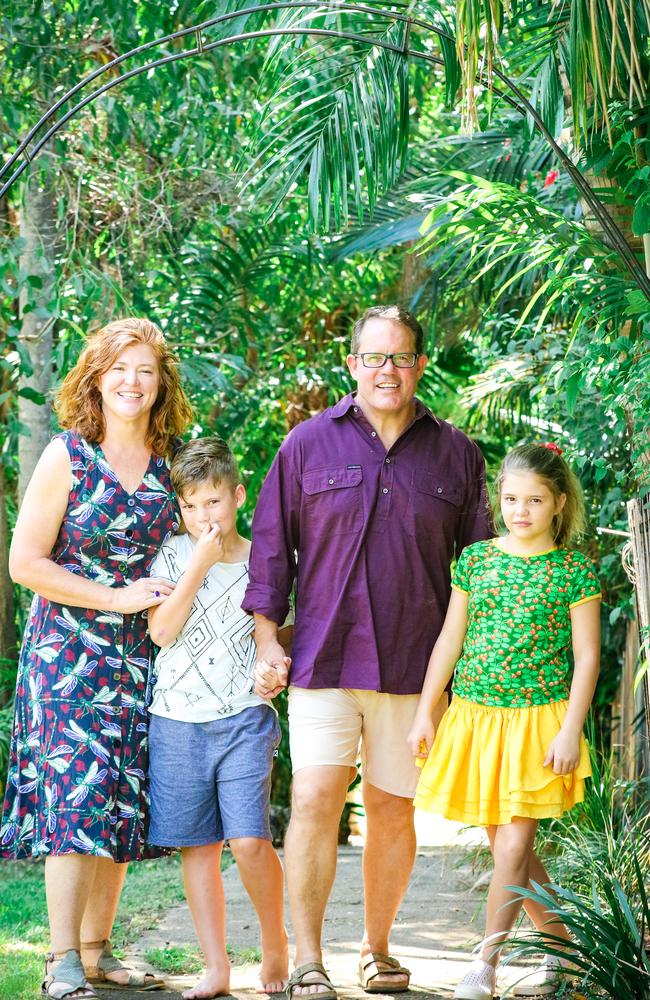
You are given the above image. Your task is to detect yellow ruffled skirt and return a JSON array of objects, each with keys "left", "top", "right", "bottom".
[{"left": 413, "top": 696, "right": 591, "bottom": 827}]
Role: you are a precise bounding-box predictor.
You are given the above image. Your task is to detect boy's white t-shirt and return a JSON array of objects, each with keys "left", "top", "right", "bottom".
[{"left": 148, "top": 533, "right": 271, "bottom": 723}]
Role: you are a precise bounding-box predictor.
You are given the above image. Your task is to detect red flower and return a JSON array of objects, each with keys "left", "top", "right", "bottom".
[{"left": 544, "top": 169, "right": 559, "bottom": 188}]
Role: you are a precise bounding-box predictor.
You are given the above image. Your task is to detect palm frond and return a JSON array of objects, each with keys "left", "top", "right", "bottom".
[
  {"left": 328, "top": 111, "right": 567, "bottom": 260},
  {"left": 242, "top": 4, "right": 415, "bottom": 229},
  {"left": 416, "top": 170, "right": 636, "bottom": 334}
]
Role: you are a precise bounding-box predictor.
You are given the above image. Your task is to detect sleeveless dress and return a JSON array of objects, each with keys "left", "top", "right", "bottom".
[
  {"left": 0, "top": 431, "right": 178, "bottom": 861},
  {"left": 414, "top": 540, "right": 600, "bottom": 826}
]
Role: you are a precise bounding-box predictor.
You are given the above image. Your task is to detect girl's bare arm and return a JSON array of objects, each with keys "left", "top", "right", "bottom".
[{"left": 406, "top": 588, "right": 469, "bottom": 757}]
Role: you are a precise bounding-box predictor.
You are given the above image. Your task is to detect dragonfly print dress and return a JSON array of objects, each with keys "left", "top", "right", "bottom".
[{"left": 0, "top": 431, "right": 178, "bottom": 861}]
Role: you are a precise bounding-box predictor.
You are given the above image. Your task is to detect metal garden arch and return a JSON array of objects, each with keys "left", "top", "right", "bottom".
[{"left": 1, "top": 1, "right": 649, "bottom": 298}]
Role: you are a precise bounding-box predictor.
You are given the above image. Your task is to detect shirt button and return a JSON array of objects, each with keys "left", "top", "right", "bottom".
[
  {"left": 371, "top": 431, "right": 377, "bottom": 437},
  {"left": 385, "top": 458, "right": 391, "bottom": 464},
  {"left": 328, "top": 478, "right": 334, "bottom": 485},
  {"left": 113, "top": 672, "right": 121, "bottom": 682},
  {"left": 437, "top": 487, "right": 443, "bottom": 494},
  {"left": 382, "top": 487, "right": 389, "bottom": 494},
  {"left": 127, "top": 498, "right": 135, "bottom": 507},
  {"left": 125, "top": 529, "right": 133, "bottom": 538},
  {"left": 353, "top": 407, "right": 359, "bottom": 413},
  {"left": 118, "top": 562, "right": 127, "bottom": 572}
]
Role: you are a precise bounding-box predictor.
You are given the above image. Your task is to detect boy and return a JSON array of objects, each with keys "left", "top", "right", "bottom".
[{"left": 147, "top": 437, "right": 289, "bottom": 1000}]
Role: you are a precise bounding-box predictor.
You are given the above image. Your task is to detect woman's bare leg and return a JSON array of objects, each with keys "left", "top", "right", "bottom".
[{"left": 45, "top": 854, "right": 98, "bottom": 953}]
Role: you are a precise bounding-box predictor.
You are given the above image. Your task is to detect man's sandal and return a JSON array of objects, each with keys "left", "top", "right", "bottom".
[
  {"left": 81, "top": 939, "right": 165, "bottom": 991},
  {"left": 359, "top": 953, "right": 411, "bottom": 994},
  {"left": 42, "top": 950, "right": 99, "bottom": 999},
  {"left": 285, "top": 962, "right": 338, "bottom": 1000}
]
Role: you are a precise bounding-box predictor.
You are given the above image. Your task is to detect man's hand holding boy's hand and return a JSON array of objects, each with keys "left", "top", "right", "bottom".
[
  {"left": 192, "top": 523, "right": 225, "bottom": 571},
  {"left": 254, "top": 648, "right": 291, "bottom": 699}
]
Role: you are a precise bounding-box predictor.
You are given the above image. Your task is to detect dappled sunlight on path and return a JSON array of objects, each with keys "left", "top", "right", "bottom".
[{"left": 125, "top": 829, "right": 558, "bottom": 1000}]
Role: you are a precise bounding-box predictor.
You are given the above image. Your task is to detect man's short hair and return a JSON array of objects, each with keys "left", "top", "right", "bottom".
[
  {"left": 171, "top": 436, "right": 241, "bottom": 498},
  {"left": 351, "top": 305, "right": 425, "bottom": 355}
]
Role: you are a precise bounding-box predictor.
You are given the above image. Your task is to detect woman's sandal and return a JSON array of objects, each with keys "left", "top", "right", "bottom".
[
  {"left": 285, "top": 962, "right": 338, "bottom": 1000},
  {"left": 81, "top": 939, "right": 165, "bottom": 991},
  {"left": 42, "top": 950, "right": 99, "bottom": 999},
  {"left": 358, "top": 953, "right": 411, "bottom": 994}
]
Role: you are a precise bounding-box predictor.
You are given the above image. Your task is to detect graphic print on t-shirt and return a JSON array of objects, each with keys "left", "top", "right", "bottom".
[{"left": 148, "top": 535, "right": 264, "bottom": 723}]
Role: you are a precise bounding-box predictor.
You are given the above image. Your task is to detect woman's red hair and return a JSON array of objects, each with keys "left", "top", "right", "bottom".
[{"left": 54, "top": 318, "right": 193, "bottom": 458}]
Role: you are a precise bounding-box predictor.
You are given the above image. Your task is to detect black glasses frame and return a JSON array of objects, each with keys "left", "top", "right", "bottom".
[{"left": 353, "top": 352, "right": 420, "bottom": 369}]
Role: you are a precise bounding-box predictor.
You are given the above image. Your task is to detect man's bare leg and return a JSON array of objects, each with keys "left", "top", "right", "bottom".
[
  {"left": 360, "top": 782, "right": 416, "bottom": 990},
  {"left": 285, "top": 765, "right": 350, "bottom": 995}
]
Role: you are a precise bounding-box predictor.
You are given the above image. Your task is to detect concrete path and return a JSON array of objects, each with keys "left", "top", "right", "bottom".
[{"left": 118, "top": 834, "right": 550, "bottom": 1000}]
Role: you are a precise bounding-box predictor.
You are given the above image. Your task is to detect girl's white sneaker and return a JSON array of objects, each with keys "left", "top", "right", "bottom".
[
  {"left": 511, "top": 954, "right": 563, "bottom": 996},
  {"left": 453, "top": 959, "right": 496, "bottom": 999}
]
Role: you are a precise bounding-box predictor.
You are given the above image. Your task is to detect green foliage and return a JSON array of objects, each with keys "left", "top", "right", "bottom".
[
  {"left": 507, "top": 856, "right": 650, "bottom": 999},
  {"left": 0, "top": 855, "right": 186, "bottom": 1000},
  {"left": 144, "top": 945, "right": 203, "bottom": 974}
]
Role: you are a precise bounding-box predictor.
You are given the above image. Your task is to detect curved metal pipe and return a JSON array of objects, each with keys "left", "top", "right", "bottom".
[{"left": 1, "top": 2, "right": 647, "bottom": 295}]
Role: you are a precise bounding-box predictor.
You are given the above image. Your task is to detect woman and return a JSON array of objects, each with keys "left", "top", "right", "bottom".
[{"left": 1, "top": 318, "right": 193, "bottom": 999}]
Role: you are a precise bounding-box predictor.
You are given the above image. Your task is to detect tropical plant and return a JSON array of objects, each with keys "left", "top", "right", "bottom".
[{"left": 504, "top": 855, "right": 650, "bottom": 1000}]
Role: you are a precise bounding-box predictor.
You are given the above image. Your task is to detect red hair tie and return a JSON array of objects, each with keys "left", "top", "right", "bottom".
[{"left": 540, "top": 442, "right": 563, "bottom": 456}]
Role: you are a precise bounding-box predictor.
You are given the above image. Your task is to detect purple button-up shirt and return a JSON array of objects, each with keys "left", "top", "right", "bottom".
[{"left": 242, "top": 393, "right": 491, "bottom": 694}]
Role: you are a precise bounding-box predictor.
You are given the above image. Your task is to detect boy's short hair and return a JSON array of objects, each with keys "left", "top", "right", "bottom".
[{"left": 171, "top": 437, "right": 241, "bottom": 497}]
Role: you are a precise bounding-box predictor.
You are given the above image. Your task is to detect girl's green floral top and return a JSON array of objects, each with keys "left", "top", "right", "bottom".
[{"left": 451, "top": 540, "right": 601, "bottom": 708}]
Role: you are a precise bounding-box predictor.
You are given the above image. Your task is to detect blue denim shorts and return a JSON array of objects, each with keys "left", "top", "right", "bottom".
[{"left": 148, "top": 705, "right": 280, "bottom": 847}]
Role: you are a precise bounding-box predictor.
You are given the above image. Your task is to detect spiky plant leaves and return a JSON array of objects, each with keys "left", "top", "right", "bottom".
[
  {"left": 239, "top": 4, "right": 416, "bottom": 231},
  {"left": 506, "top": 869, "right": 650, "bottom": 997}
]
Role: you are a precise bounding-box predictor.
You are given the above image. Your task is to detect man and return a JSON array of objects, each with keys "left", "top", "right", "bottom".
[{"left": 242, "top": 306, "right": 491, "bottom": 999}]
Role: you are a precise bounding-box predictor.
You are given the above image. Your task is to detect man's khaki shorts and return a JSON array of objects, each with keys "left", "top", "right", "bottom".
[{"left": 287, "top": 686, "right": 424, "bottom": 798}]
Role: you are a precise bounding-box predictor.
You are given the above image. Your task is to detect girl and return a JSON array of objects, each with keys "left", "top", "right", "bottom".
[{"left": 407, "top": 443, "right": 600, "bottom": 1000}]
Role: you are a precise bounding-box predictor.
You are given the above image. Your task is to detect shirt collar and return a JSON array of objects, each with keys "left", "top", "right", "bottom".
[{"left": 330, "top": 392, "right": 440, "bottom": 426}]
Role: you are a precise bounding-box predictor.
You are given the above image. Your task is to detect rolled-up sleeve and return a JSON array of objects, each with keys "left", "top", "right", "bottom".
[
  {"left": 456, "top": 441, "right": 493, "bottom": 555},
  {"left": 242, "top": 439, "right": 301, "bottom": 625}
]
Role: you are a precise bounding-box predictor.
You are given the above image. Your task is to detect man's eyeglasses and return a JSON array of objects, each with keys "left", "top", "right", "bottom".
[{"left": 354, "top": 352, "right": 420, "bottom": 369}]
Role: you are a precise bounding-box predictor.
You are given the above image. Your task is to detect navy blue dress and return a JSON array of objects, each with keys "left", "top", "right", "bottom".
[{"left": 1, "top": 431, "right": 178, "bottom": 861}]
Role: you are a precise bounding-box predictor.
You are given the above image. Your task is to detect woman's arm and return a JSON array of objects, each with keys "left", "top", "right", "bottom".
[
  {"left": 543, "top": 597, "right": 601, "bottom": 774},
  {"left": 10, "top": 439, "right": 174, "bottom": 614},
  {"left": 406, "top": 588, "right": 469, "bottom": 757}
]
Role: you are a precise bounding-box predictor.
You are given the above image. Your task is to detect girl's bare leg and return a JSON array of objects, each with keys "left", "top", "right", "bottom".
[
  {"left": 480, "top": 819, "right": 538, "bottom": 967},
  {"left": 486, "top": 830, "right": 573, "bottom": 950},
  {"left": 229, "top": 837, "right": 288, "bottom": 993},
  {"left": 181, "top": 842, "right": 230, "bottom": 1000}
]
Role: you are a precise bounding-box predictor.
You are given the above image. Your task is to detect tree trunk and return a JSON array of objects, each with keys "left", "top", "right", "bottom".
[
  {"left": 18, "top": 153, "right": 58, "bottom": 503},
  {"left": 0, "top": 464, "right": 16, "bottom": 678},
  {"left": 0, "top": 196, "right": 16, "bottom": 678}
]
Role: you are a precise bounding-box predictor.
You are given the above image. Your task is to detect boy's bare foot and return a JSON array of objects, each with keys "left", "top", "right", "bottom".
[
  {"left": 257, "top": 938, "right": 289, "bottom": 995},
  {"left": 182, "top": 969, "right": 231, "bottom": 1000}
]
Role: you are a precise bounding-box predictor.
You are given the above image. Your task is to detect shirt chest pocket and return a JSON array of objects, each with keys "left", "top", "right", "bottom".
[
  {"left": 407, "top": 471, "right": 462, "bottom": 538},
  {"left": 302, "top": 467, "right": 364, "bottom": 535}
]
